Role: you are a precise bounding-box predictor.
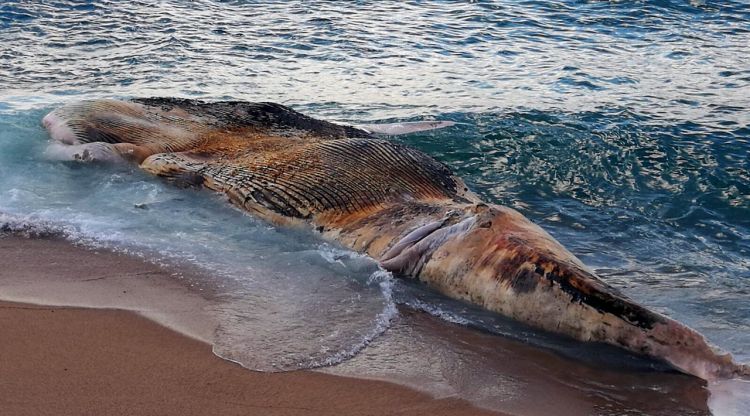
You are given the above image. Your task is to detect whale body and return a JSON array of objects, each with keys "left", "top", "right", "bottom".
[{"left": 42, "top": 98, "right": 749, "bottom": 381}]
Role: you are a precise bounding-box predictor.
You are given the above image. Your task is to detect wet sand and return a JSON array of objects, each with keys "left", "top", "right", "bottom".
[
  {"left": 0, "top": 235, "right": 714, "bottom": 416},
  {"left": 0, "top": 236, "right": 499, "bottom": 416}
]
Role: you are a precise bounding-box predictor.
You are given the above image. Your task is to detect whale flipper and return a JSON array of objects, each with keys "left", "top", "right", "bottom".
[{"left": 356, "top": 120, "right": 456, "bottom": 135}]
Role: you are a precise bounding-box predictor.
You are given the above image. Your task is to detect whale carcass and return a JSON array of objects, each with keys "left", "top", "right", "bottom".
[{"left": 42, "top": 98, "right": 748, "bottom": 381}]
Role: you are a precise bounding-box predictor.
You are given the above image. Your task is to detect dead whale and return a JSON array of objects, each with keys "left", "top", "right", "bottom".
[{"left": 42, "top": 97, "right": 749, "bottom": 381}]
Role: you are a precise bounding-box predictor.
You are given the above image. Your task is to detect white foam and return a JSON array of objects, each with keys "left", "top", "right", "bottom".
[
  {"left": 0, "top": 211, "right": 77, "bottom": 238},
  {"left": 405, "top": 298, "right": 471, "bottom": 326},
  {"left": 312, "top": 269, "right": 399, "bottom": 367}
]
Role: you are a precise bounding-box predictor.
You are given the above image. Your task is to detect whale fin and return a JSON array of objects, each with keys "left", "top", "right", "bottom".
[{"left": 355, "top": 120, "right": 456, "bottom": 136}]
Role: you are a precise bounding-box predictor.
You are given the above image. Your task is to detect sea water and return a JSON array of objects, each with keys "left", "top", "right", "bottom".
[{"left": 1, "top": 1, "right": 749, "bottom": 415}]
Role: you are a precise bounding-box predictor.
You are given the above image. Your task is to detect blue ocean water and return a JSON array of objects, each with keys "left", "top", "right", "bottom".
[{"left": 1, "top": 1, "right": 749, "bottom": 414}]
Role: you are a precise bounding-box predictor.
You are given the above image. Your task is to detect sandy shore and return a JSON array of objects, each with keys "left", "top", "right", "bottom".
[
  {"left": 0, "top": 301, "right": 500, "bottom": 416},
  {"left": 0, "top": 236, "right": 500, "bottom": 416}
]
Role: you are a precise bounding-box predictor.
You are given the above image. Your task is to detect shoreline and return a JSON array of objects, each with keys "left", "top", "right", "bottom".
[
  {"left": 0, "top": 235, "right": 500, "bottom": 416},
  {"left": 0, "top": 234, "right": 713, "bottom": 415},
  {"left": 0, "top": 300, "right": 499, "bottom": 416},
  {"left": 0, "top": 234, "right": 218, "bottom": 342}
]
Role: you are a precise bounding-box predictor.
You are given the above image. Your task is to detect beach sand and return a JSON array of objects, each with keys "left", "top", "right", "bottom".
[{"left": 0, "top": 236, "right": 500, "bottom": 416}]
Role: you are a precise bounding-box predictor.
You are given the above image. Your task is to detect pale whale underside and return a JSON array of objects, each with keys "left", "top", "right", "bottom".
[{"left": 42, "top": 98, "right": 748, "bottom": 381}]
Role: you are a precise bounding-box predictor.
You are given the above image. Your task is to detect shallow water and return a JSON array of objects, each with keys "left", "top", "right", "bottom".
[{"left": 1, "top": 1, "right": 749, "bottom": 414}]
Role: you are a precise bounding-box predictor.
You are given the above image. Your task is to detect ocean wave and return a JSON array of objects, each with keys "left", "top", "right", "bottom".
[{"left": 0, "top": 211, "right": 74, "bottom": 238}]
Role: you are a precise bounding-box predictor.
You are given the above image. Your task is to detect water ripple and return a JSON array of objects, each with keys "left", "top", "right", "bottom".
[{"left": 0, "top": 1, "right": 747, "bottom": 121}]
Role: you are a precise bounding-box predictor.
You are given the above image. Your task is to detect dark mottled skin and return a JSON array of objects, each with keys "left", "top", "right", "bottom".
[{"left": 132, "top": 97, "right": 371, "bottom": 139}]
